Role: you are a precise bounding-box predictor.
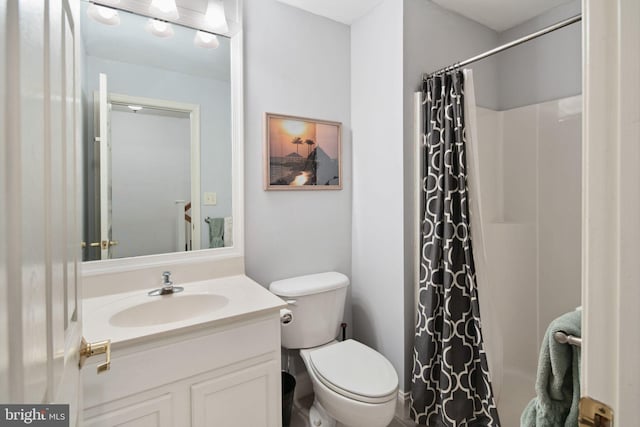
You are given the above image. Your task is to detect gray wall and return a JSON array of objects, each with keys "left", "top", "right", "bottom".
[
  {"left": 243, "top": 0, "right": 352, "bottom": 294},
  {"left": 404, "top": 0, "right": 500, "bottom": 110},
  {"left": 84, "top": 57, "right": 232, "bottom": 253},
  {"left": 496, "top": 0, "right": 581, "bottom": 110}
]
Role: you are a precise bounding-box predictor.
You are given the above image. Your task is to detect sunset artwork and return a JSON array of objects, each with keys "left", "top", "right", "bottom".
[{"left": 265, "top": 113, "right": 342, "bottom": 190}]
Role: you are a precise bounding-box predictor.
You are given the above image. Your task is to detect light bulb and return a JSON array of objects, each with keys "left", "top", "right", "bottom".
[
  {"left": 149, "top": 0, "right": 179, "bottom": 20},
  {"left": 87, "top": 3, "right": 120, "bottom": 26},
  {"left": 204, "top": 1, "right": 228, "bottom": 33},
  {"left": 194, "top": 31, "right": 220, "bottom": 49},
  {"left": 145, "top": 18, "right": 175, "bottom": 38}
]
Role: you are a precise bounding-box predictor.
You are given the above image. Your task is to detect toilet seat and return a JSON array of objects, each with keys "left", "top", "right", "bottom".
[{"left": 307, "top": 340, "right": 398, "bottom": 404}]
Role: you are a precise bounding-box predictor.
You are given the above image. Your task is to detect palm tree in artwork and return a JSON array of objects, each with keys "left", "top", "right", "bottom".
[
  {"left": 305, "top": 139, "right": 315, "bottom": 155},
  {"left": 291, "top": 137, "right": 304, "bottom": 154}
]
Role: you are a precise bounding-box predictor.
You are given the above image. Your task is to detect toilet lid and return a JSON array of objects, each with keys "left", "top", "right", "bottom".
[{"left": 309, "top": 340, "right": 398, "bottom": 401}]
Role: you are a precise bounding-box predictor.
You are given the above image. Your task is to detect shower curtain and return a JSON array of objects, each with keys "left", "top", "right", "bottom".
[{"left": 410, "top": 70, "right": 500, "bottom": 426}]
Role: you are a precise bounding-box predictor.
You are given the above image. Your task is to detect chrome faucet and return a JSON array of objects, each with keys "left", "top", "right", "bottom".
[{"left": 148, "top": 271, "right": 184, "bottom": 296}]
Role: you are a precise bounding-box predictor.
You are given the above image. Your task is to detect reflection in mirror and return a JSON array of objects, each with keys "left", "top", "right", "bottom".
[{"left": 81, "top": 2, "right": 233, "bottom": 262}]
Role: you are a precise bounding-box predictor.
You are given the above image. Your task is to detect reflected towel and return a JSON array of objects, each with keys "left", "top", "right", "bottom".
[
  {"left": 205, "top": 217, "right": 224, "bottom": 248},
  {"left": 224, "top": 216, "right": 233, "bottom": 247},
  {"left": 521, "top": 309, "right": 581, "bottom": 427}
]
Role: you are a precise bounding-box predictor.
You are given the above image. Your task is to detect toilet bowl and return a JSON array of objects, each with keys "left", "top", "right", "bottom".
[{"left": 269, "top": 272, "right": 399, "bottom": 427}]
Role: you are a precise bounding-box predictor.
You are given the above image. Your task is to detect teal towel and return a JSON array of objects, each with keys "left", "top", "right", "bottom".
[
  {"left": 205, "top": 217, "right": 225, "bottom": 248},
  {"left": 521, "top": 310, "right": 581, "bottom": 427}
]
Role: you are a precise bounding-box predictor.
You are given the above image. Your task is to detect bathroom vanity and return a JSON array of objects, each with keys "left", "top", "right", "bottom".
[{"left": 81, "top": 274, "right": 285, "bottom": 427}]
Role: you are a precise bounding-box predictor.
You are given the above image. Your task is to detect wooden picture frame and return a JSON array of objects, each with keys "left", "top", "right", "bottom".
[{"left": 264, "top": 113, "right": 342, "bottom": 190}]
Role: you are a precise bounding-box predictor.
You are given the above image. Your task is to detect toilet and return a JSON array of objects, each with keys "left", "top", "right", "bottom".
[{"left": 270, "top": 272, "right": 398, "bottom": 427}]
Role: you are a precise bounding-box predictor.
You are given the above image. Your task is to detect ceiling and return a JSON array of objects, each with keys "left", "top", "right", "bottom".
[
  {"left": 81, "top": 1, "right": 231, "bottom": 81},
  {"left": 275, "top": 0, "right": 384, "bottom": 25},
  {"left": 276, "top": 0, "right": 574, "bottom": 31},
  {"left": 431, "top": 0, "right": 574, "bottom": 32}
]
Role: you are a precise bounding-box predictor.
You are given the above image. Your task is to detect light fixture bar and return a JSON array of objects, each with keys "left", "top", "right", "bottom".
[{"left": 88, "top": 0, "right": 233, "bottom": 37}]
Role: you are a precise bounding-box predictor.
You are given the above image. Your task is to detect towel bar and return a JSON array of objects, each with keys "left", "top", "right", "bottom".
[{"left": 554, "top": 331, "right": 582, "bottom": 347}]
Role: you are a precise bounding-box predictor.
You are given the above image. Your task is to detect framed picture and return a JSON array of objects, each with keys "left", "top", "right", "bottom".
[{"left": 264, "top": 113, "right": 342, "bottom": 190}]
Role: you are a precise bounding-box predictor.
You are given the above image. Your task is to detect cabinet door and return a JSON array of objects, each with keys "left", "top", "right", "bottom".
[
  {"left": 191, "top": 361, "right": 281, "bottom": 427},
  {"left": 84, "top": 393, "right": 174, "bottom": 427}
]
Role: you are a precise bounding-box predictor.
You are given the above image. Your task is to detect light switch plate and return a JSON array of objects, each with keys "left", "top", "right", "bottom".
[{"left": 204, "top": 192, "right": 217, "bottom": 205}]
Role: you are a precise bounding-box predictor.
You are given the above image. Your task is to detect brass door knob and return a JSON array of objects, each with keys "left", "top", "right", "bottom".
[
  {"left": 79, "top": 337, "right": 111, "bottom": 374},
  {"left": 89, "top": 240, "right": 119, "bottom": 250}
]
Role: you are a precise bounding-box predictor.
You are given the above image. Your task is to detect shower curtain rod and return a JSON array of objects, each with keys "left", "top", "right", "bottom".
[{"left": 423, "top": 14, "right": 582, "bottom": 80}]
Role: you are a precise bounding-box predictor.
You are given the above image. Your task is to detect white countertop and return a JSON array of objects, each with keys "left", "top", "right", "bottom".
[{"left": 83, "top": 274, "right": 286, "bottom": 349}]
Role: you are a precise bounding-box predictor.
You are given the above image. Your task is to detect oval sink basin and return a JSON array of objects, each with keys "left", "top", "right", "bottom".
[{"left": 109, "top": 294, "right": 229, "bottom": 327}]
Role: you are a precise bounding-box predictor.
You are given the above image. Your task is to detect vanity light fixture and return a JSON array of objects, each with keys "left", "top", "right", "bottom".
[
  {"left": 193, "top": 31, "right": 220, "bottom": 49},
  {"left": 203, "top": 0, "right": 228, "bottom": 33},
  {"left": 149, "top": 0, "right": 179, "bottom": 20},
  {"left": 87, "top": 3, "right": 121, "bottom": 26},
  {"left": 145, "top": 18, "right": 175, "bottom": 38},
  {"left": 127, "top": 105, "right": 143, "bottom": 112}
]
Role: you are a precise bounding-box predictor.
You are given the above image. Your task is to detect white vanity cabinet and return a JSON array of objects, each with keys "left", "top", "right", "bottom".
[{"left": 82, "top": 314, "right": 282, "bottom": 427}]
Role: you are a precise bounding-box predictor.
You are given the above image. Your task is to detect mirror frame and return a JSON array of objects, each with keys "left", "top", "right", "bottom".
[{"left": 82, "top": 0, "right": 244, "bottom": 276}]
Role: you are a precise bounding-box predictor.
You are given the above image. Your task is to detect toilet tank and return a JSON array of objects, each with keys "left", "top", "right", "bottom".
[{"left": 270, "top": 272, "right": 349, "bottom": 350}]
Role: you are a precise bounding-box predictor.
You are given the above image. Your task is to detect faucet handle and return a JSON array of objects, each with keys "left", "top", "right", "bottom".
[{"left": 162, "top": 271, "right": 173, "bottom": 288}]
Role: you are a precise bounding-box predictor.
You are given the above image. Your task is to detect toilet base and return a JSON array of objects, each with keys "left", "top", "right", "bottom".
[{"left": 309, "top": 400, "right": 336, "bottom": 427}]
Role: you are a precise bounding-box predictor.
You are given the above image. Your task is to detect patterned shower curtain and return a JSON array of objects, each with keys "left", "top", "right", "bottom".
[{"left": 410, "top": 71, "right": 500, "bottom": 427}]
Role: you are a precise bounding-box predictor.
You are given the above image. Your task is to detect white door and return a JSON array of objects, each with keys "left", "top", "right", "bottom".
[
  {"left": 582, "top": 0, "right": 640, "bottom": 424},
  {"left": 98, "top": 73, "right": 114, "bottom": 260},
  {"left": 0, "top": 0, "right": 83, "bottom": 424}
]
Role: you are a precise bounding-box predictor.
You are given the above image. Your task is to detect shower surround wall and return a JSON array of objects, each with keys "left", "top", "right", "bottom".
[{"left": 475, "top": 95, "right": 582, "bottom": 426}]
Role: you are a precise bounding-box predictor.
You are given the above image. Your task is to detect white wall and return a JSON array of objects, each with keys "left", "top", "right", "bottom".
[
  {"left": 351, "top": 0, "right": 405, "bottom": 391},
  {"left": 537, "top": 96, "right": 582, "bottom": 341},
  {"left": 84, "top": 57, "right": 232, "bottom": 251},
  {"left": 496, "top": 0, "right": 581, "bottom": 110},
  {"left": 243, "top": 0, "right": 352, "bottom": 291},
  {"left": 110, "top": 111, "right": 190, "bottom": 258},
  {"left": 0, "top": 0, "right": 7, "bottom": 402}
]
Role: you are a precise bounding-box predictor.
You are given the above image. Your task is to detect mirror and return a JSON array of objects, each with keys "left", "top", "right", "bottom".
[{"left": 80, "top": 1, "right": 233, "bottom": 262}]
